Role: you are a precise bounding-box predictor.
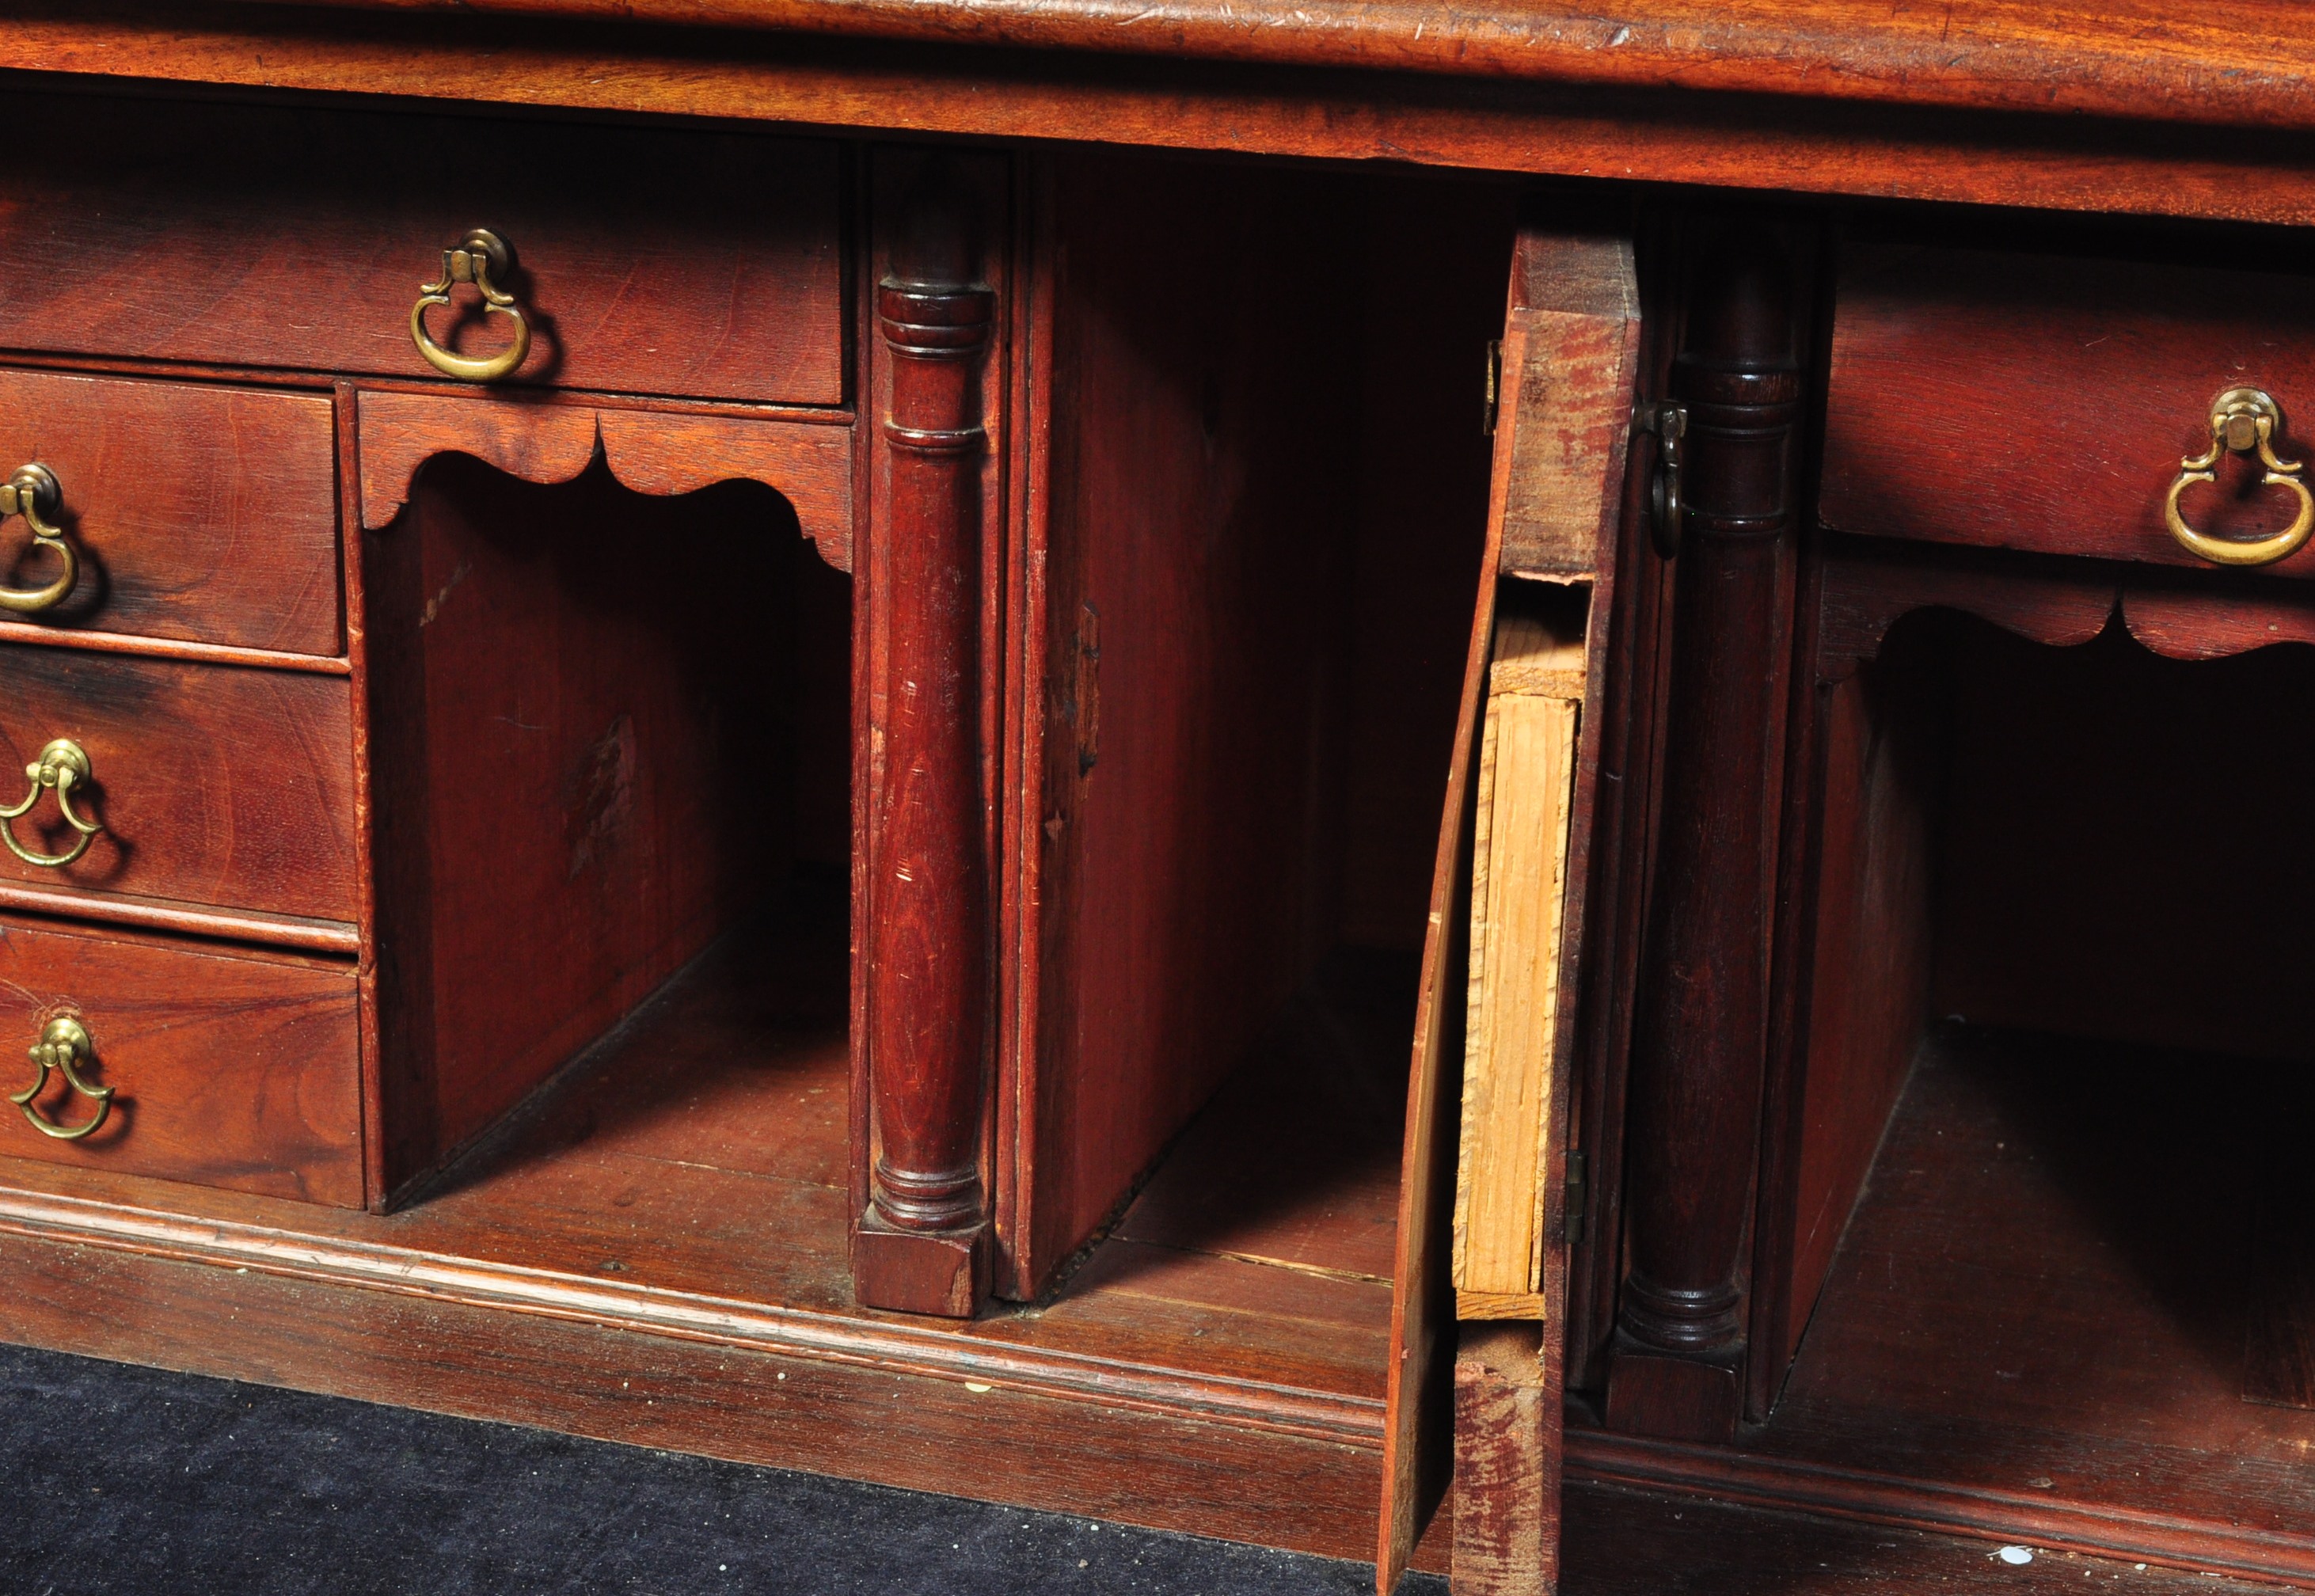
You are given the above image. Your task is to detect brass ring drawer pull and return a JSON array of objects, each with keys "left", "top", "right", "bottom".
[
  {"left": 2165, "top": 386, "right": 2315, "bottom": 568},
  {"left": 0, "top": 464, "right": 78, "bottom": 614},
  {"left": 0, "top": 738, "right": 103, "bottom": 868},
  {"left": 10, "top": 1016, "right": 112, "bottom": 1142},
  {"left": 410, "top": 226, "right": 533, "bottom": 383}
]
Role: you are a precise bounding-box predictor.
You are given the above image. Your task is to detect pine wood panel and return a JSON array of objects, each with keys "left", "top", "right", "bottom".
[
  {"left": 0, "top": 647, "right": 356, "bottom": 923},
  {"left": 0, "top": 369, "right": 341, "bottom": 656},
  {"left": 0, "top": 918, "right": 359, "bottom": 1205},
  {"left": 1454, "top": 607, "right": 1583, "bottom": 1303},
  {"left": 0, "top": 88, "right": 843, "bottom": 406}
]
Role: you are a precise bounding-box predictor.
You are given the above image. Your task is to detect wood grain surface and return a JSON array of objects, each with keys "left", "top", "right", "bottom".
[
  {"left": 0, "top": 647, "right": 356, "bottom": 923},
  {"left": 1010, "top": 150, "right": 1366, "bottom": 1298},
  {"left": 1496, "top": 233, "right": 1640, "bottom": 583},
  {"left": 13, "top": 17, "right": 2315, "bottom": 226},
  {"left": 355, "top": 390, "right": 857, "bottom": 569},
  {"left": 222, "top": 0, "right": 2315, "bottom": 138},
  {"left": 363, "top": 451, "right": 820, "bottom": 1191},
  {"left": 1559, "top": 1480, "right": 2283, "bottom": 1594},
  {"left": 0, "top": 369, "right": 342, "bottom": 656},
  {"left": 0, "top": 86, "right": 843, "bottom": 405},
  {"left": 1826, "top": 243, "right": 2315, "bottom": 577},
  {"left": 0, "top": 918, "right": 359, "bottom": 1204},
  {"left": 1583, "top": 1028, "right": 2315, "bottom": 1583},
  {"left": 0, "top": 908, "right": 1447, "bottom": 1570},
  {"left": 1454, "top": 609, "right": 1583, "bottom": 1301}
]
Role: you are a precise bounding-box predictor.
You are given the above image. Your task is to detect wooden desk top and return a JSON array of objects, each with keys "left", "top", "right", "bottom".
[
  {"left": 3, "top": 2, "right": 2311, "bottom": 222},
  {"left": 241, "top": 0, "right": 2315, "bottom": 136}
]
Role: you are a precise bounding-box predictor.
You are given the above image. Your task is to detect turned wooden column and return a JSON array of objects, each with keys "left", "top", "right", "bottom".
[
  {"left": 1605, "top": 221, "right": 1805, "bottom": 1441},
  {"left": 854, "top": 165, "right": 994, "bottom": 1317}
]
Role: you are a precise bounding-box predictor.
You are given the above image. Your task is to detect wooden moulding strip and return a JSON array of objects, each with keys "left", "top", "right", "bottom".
[
  {"left": 0, "top": 1184, "right": 1385, "bottom": 1448},
  {"left": 0, "top": 621, "right": 350, "bottom": 674},
  {"left": 0, "top": 884, "right": 360, "bottom": 955},
  {"left": 1565, "top": 1427, "right": 2315, "bottom": 1584}
]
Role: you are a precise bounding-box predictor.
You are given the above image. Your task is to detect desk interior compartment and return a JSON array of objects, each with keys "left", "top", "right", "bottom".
[
  {"left": 1748, "top": 580, "right": 2315, "bottom": 1579},
  {"left": 361, "top": 452, "right": 850, "bottom": 1204},
  {"left": 997, "top": 153, "right": 1525, "bottom": 1313}
]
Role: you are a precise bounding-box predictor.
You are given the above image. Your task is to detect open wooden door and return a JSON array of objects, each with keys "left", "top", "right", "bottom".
[{"left": 1378, "top": 208, "right": 1645, "bottom": 1595}]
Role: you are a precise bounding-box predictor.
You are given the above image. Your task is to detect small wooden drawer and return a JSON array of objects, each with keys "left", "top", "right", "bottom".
[
  {"left": 0, "top": 370, "right": 341, "bottom": 656},
  {"left": 0, "top": 650, "right": 355, "bottom": 925},
  {"left": 0, "top": 92, "right": 843, "bottom": 406},
  {"left": 1823, "top": 243, "right": 2315, "bottom": 577},
  {"left": 0, "top": 918, "right": 359, "bottom": 1206}
]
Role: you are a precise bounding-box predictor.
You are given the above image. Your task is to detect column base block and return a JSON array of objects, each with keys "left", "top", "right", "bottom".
[
  {"left": 852, "top": 1209, "right": 989, "bottom": 1317},
  {"left": 1602, "top": 1341, "right": 1743, "bottom": 1444}
]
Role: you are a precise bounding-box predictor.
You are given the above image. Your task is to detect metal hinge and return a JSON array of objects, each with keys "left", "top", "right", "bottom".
[
  {"left": 1633, "top": 399, "right": 1687, "bottom": 558},
  {"left": 1564, "top": 1149, "right": 1590, "bottom": 1248},
  {"left": 1482, "top": 338, "right": 1503, "bottom": 436}
]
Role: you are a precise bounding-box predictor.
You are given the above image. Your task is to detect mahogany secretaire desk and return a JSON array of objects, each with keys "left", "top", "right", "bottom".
[{"left": 0, "top": 6, "right": 2313, "bottom": 1593}]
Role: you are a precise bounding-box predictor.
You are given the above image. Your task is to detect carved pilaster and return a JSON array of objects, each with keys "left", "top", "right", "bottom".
[
  {"left": 1606, "top": 218, "right": 1807, "bottom": 1441},
  {"left": 854, "top": 162, "right": 995, "bottom": 1317}
]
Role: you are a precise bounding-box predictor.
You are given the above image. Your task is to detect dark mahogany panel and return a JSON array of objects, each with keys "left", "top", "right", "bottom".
[
  {"left": 0, "top": 369, "right": 340, "bottom": 656},
  {"left": 0, "top": 648, "right": 356, "bottom": 922},
  {"left": 0, "top": 918, "right": 359, "bottom": 1205},
  {"left": 0, "top": 90, "right": 843, "bottom": 406},
  {"left": 1824, "top": 243, "right": 2315, "bottom": 576}
]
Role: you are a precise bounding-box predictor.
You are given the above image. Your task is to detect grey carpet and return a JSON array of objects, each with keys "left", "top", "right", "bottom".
[{"left": 0, "top": 1341, "right": 1447, "bottom": 1595}]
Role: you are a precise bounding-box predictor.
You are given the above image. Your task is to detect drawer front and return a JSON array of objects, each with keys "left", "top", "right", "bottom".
[
  {"left": 0, "top": 93, "right": 844, "bottom": 406},
  {"left": 0, "top": 651, "right": 355, "bottom": 923},
  {"left": 1823, "top": 244, "right": 2315, "bottom": 577},
  {"left": 0, "top": 918, "right": 359, "bottom": 1206},
  {"left": 0, "top": 370, "right": 340, "bottom": 656}
]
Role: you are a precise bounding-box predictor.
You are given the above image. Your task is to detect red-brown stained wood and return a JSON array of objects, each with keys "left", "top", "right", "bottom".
[
  {"left": 22, "top": 13, "right": 2315, "bottom": 230},
  {"left": 1751, "top": 621, "right": 1940, "bottom": 1414},
  {"left": 1379, "top": 321, "right": 1506, "bottom": 1596},
  {"left": 363, "top": 453, "right": 823, "bottom": 1193},
  {"left": 1825, "top": 243, "right": 2315, "bottom": 577},
  {"left": 853, "top": 151, "right": 998, "bottom": 1317},
  {"left": 0, "top": 918, "right": 359, "bottom": 1204},
  {"left": 1812, "top": 538, "right": 2120, "bottom": 674},
  {"left": 1604, "top": 1028, "right": 2315, "bottom": 1583},
  {"left": 208, "top": 0, "right": 2315, "bottom": 141},
  {"left": 0, "top": 910, "right": 1438, "bottom": 1568},
  {"left": 0, "top": 647, "right": 356, "bottom": 923},
  {"left": 0, "top": 89, "right": 843, "bottom": 406},
  {"left": 2121, "top": 571, "right": 2315, "bottom": 659},
  {"left": 1607, "top": 216, "right": 1810, "bottom": 1444},
  {"left": 1011, "top": 150, "right": 1366, "bottom": 1302},
  {"left": 353, "top": 390, "right": 857, "bottom": 571},
  {"left": 1557, "top": 1481, "right": 2283, "bottom": 1595},
  {"left": 1452, "top": 1324, "right": 1556, "bottom": 1596},
  {"left": 0, "top": 369, "right": 342, "bottom": 656}
]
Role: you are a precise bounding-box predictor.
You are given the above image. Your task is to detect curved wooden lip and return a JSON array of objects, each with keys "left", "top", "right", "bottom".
[
  {"left": 0, "top": 1184, "right": 1386, "bottom": 1449},
  {"left": 230, "top": 0, "right": 2315, "bottom": 138}
]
